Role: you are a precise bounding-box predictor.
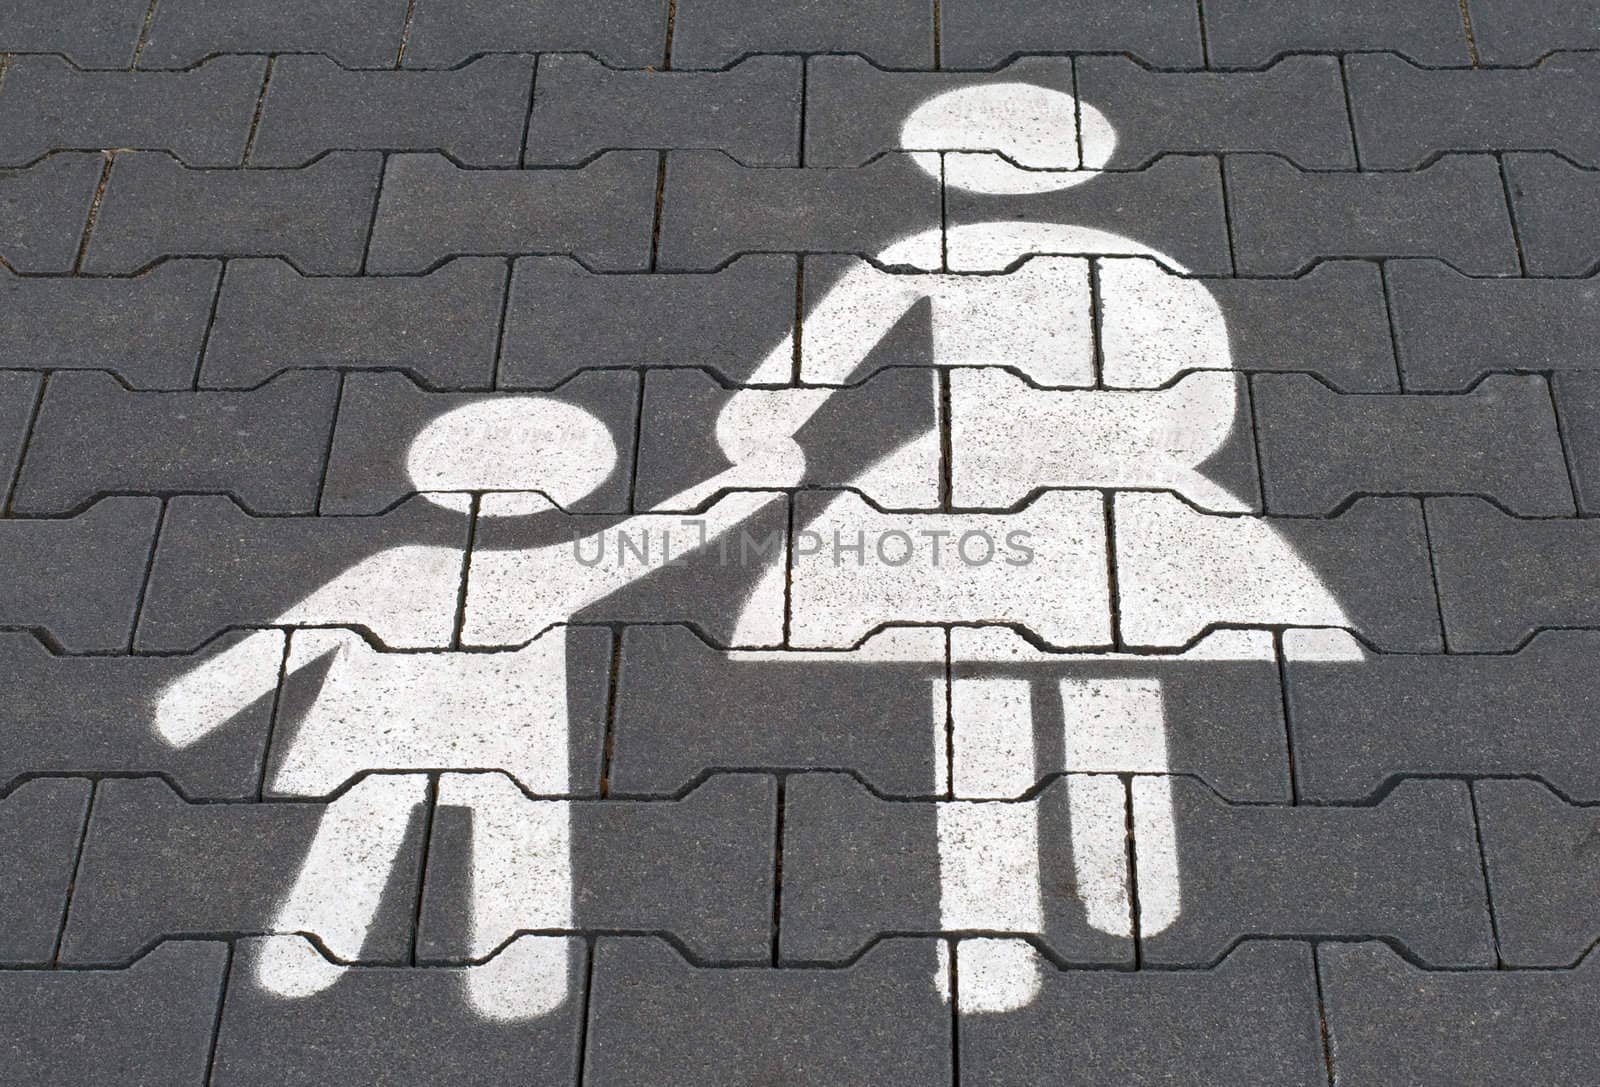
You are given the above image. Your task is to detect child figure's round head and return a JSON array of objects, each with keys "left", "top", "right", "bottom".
[{"left": 405, "top": 397, "right": 618, "bottom": 509}]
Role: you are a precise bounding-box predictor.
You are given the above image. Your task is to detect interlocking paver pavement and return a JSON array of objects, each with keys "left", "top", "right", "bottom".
[
  {"left": 1346, "top": 52, "right": 1600, "bottom": 168},
  {"left": 1285, "top": 629, "right": 1600, "bottom": 801},
  {"left": 526, "top": 54, "right": 801, "bottom": 167},
  {"left": 1503, "top": 152, "right": 1600, "bottom": 275},
  {"left": 84, "top": 151, "right": 383, "bottom": 274},
  {"left": 1227, "top": 153, "right": 1520, "bottom": 274},
  {"left": 1077, "top": 56, "right": 1356, "bottom": 170},
  {"left": 1202, "top": 0, "right": 1471, "bottom": 67},
  {"left": 1475, "top": 780, "right": 1600, "bottom": 967},
  {"left": 1320, "top": 943, "right": 1600, "bottom": 1085},
  {"left": 366, "top": 151, "right": 657, "bottom": 273},
  {"left": 1253, "top": 372, "right": 1573, "bottom": 515},
  {"left": 499, "top": 254, "right": 796, "bottom": 387},
  {"left": 2, "top": 3, "right": 1598, "bottom": 1083},
  {"left": 0, "top": 152, "right": 105, "bottom": 273},
  {"left": 202, "top": 257, "right": 506, "bottom": 389},
  {"left": 1552, "top": 371, "right": 1600, "bottom": 514},
  {"left": 1389, "top": 260, "right": 1600, "bottom": 389},
  {"left": 0, "top": 55, "right": 264, "bottom": 168},
  {"left": 0, "top": 779, "right": 89, "bottom": 964},
  {"left": 249, "top": 55, "right": 536, "bottom": 168},
  {"left": 13, "top": 371, "right": 340, "bottom": 515},
  {"left": 0, "top": 261, "right": 221, "bottom": 388}
]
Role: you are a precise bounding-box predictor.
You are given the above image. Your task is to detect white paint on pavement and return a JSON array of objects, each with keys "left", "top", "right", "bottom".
[
  {"left": 1098, "top": 257, "right": 1233, "bottom": 389},
  {"left": 937, "top": 801, "right": 1043, "bottom": 934},
  {"left": 950, "top": 368, "right": 1254, "bottom": 512},
  {"left": 955, "top": 937, "right": 1045, "bottom": 1015},
  {"left": 268, "top": 628, "right": 573, "bottom": 797},
  {"left": 786, "top": 490, "right": 1111, "bottom": 649},
  {"left": 900, "top": 84, "right": 1090, "bottom": 171},
  {"left": 465, "top": 935, "right": 577, "bottom": 1021},
  {"left": 259, "top": 773, "right": 429, "bottom": 997},
  {"left": 153, "top": 629, "right": 286, "bottom": 747},
  {"left": 1132, "top": 775, "right": 1183, "bottom": 937},
  {"left": 464, "top": 491, "right": 789, "bottom": 648},
  {"left": 754, "top": 256, "right": 1094, "bottom": 387},
  {"left": 437, "top": 772, "right": 574, "bottom": 954},
  {"left": 1066, "top": 774, "right": 1135, "bottom": 938},
  {"left": 1114, "top": 491, "right": 1351, "bottom": 648},
  {"left": 950, "top": 677, "right": 1035, "bottom": 800},
  {"left": 406, "top": 398, "right": 618, "bottom": 508}
]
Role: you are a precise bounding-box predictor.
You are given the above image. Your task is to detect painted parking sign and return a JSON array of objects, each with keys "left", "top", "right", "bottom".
[{"left": 157, "top": 82, "right": 1360, "bottom": 1020}]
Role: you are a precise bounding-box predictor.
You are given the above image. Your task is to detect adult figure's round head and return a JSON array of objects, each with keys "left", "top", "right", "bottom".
[{"left": 900, "top": 82, "right": 1118, "bottom": 193}]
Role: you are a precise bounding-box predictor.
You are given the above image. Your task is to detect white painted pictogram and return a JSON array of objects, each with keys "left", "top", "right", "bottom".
[{"left": 156, "top": 83, "right": 1362, "bottom": 1020}]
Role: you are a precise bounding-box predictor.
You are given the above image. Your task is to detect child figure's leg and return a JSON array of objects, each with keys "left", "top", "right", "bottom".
[
  {"left": 255, "top": 774, "right": 430, "bottom": 997},
  {"left": 438, "top": 772, "right": 574, "bottom": 1021}
]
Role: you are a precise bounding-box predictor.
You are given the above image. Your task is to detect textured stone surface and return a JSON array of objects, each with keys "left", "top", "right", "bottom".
[
  {"left": 0, "top": 497, "right": 162, "bottom": 652},
  {"left": 322, "top": 371, "right": 639, "bottom": 514},
  {"left": 0, "top": 370, "right": 40, "bottom": 510},
  {"left": 13, "top": 372, "right": 340, "bottom": 515},
  {"left": 1504, "top": 153, "right": 1600, "bottom": 276},
  {"left": 499, "top": 255, "right": 796, "bottom": 388},
  {"left": 0, "top": 56, "right": 264, "bottom": 168},
  {"left": 0, "top": 0, "right": 150, "bottom": 67},
  {"left": 4, "top": 2, "right": 1599, "bottom": 1079},
  {"left": 1254, "top": 373, "right": 1574, "bottom": 515},
  {"left": 1142, "top": 778, "right": 1495, "bottom": 967},
  {"left": 670, "top": 0, "right": 935, "bottom": 68},
  {"left": 584, "top": 938, "right": 952, "bottom": 1085},
  {"left": 251, "top": 55, "right": 535, "bottom": 168},
  {"left": 418, "top": 776, "right": 777, "bottom": 962},
  {"left": 402, "top": 0, "right": 669, "bottom": 68},
  {"left": 1348, "top": 53, "right": 1600, "bottom": 169},
  {"left": 1427, "top": 496, "right": 1600, "bottom": 651},
  {"left": 1469, "top": 1, "right": 1600, "bottom": 63},
  {"left": 0, "top": 261, "right": 220, "bottom": 389},
  {"left": 781, "top": 773, "right": 1133, "bottom": 964},
  {"left": 1080, "top": 55, "right": 1355, "bottom": 170},
  {"left": 140, "top": 0, "right": 409, "bottom": 69},
  {"left": 0, "top": 779, "right": 90, "bottom": 964},
  {"left": 0, "top": 632, "right": 279, "bottom": 800},
  {"left": 0, "top": 943, "right": 229, "bottom": 1087},
  {"left": 1475, "top": 780, "right": 1600, "bottom": 967},
  {"left": 61, "top": 778, "right": 424, "bottom": 964},
  {"left": 367, "top": 152, "right": 658, "bottom": 274},
  {"left": 1100, "top": 258, "right": 1398, "bottom": 391},
  {"left": 657, "top": 152, "right": 944, "bottom": 272},
  {"left": 635, "top": 367, "right": 939, "bottom": 511},
  {"left": 946, "top": 155, "right": 1232, "bottom": 275},
  {"left": 527, "top": 54, "right": 801, "bottom": 167},
  {"left": 804, "top": 56, "right": 1077, "bottom": 168},
  {"left": 202, "top": 257, "right": 506, "bottom": 389},
  {"left": 1285, "top": 629, "right": 1600, "bottom": 803},
  {"left": 959, "top": 942, "right": 1326, "bottom": 1086},
  {"left": 1390, "top": 261, "right": 1600, "bottom": 390},
  {"left": 85, "top": 151, "right": 383, "bottom": 275},
  {"left": 136, "top": 494, "right": 469, "bottom": 652},
  {"left": 1114, "top": 493, "right": 1443, "bottom": 652},
  {"left": 212, "top": 937, "right": 588, "bottom": 1087},
  {"left": 610, "top": 626, "right": 948, "bottom": 796},
  {"left": 1203, "top": 0, "right": 1471, "bottom": 66},
  {"left": 0, "top": 153, "right": 103, "bottom": 273},
  {"left": 940, "top": 0, "right": 1203, "bottom": 67},
  {"left": 1321, "top": 943, "right": 1600, "bottom": 1086},
  {"left": 1553, "top": 371, "right": 1600, "bottom": 514},
  {"left": 1227, "top": 154, "right": 1519, "bottom": 275}
]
